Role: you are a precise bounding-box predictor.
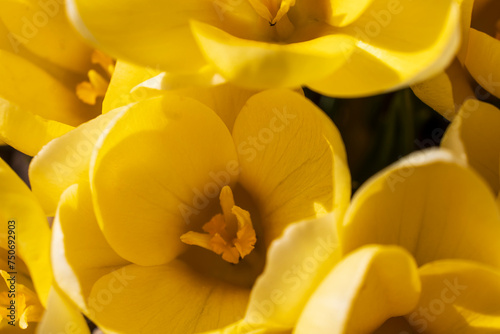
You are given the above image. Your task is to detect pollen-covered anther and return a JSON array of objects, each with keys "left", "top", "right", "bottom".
[
  {"left": 76, "top": 50, "right": 115, "bottom": 105},
  {"left": 180, "top": 186, "right": 257, "bottom": 264}
]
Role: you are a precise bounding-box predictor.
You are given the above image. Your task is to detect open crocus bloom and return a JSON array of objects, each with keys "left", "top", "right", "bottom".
[
  {"left": 0, "top": 0, "right": 128, "bottom": 156},
  {"left": 294, "top": 149, "right": 500, "bottom": 333},
  {"left": 31, "top": 88, "right": 351, "bottom": 332},
  {"left": 67, "top": 0, "right": 461, "bottom": 97},
  {"left": 0, "top": 158, "right": 89, "bottom": 333},
  {"left": 411, "top": 0, "right": 500, "bottom": 119}
]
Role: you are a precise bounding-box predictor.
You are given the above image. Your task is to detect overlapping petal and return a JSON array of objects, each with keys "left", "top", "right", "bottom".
[
  {"left": 0, "top": 98, "right": 73, "bottom": 157},
  {"left": 243, "top": 214, "right": 341, "bottom": 330},
  {"left": 1, "top": 0, "right": 92, "bottom": 74},
  {"left": 232, "top": 89, "right": 350, "bottom": 245},
  {"left": 29, "top": 107, "right": 126, "bottom": 215},
  {"left": 66, "top": 0, "right": 215, "bottom": 72},
  {"left": 295, "top": 245, "right": 420, "bottom": 334},
  {"left": 308, "top": 0, "right": 461, "bottom": 97},
  {"left": 441, "top": 100, "right": 500, "bottom": 194},
  {"left": 51, "top": 183, "right": 130, "bottom": 314},
  {"left": 465, "top": 28, "right": 500, "bottom": 99},
  {"left": 411, "top": 59, "right": 474, "bottom": 120},
  {"left": 409, "top": 260, "right": 500, "bottom": 333},
  {"left": 191, "top": 22, "right": 355, "bottom": 89},
  {"left": 91, "top": 95, "right": 239, "bottom": 266},
  {"left": 342, "top": 149, "right": 500, "bottom": 268}
]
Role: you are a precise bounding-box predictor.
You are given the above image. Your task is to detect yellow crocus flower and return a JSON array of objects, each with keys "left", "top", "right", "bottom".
[
  {"left": 66, "top": 0, "right": 461, "bottom": 97},
  {"left": 0, "top": 157, "right": 90, "bottom": 333},
  {"left": 0, "top": 0, "right": 125, "bottom": 156},
  {"left": 293, "top": 149, "right": 500, "bottom": 333},
  {"left": 29, "top": 87, "right": 351, "bottom": 332},
  {"left": 412, "top": 0, "right": 500, "bottom": 120}
]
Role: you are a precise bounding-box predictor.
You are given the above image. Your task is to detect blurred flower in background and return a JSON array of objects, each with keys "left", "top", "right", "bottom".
[
  {"left": 66, "top": 0, "right": 461, "bottom": 97},
  {"left": 412, "top": 0, "right": 500, "bottom": 119},
  {"left": 213, "top": 148, "right": 500, "bottom": 333},
  {"left": 0, "top": 158, "right": 89, "bottom": 333}
]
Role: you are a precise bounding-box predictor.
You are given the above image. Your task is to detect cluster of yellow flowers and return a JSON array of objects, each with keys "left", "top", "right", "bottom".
[{"left": 0, "top": 0, "right": 499, "bottom": 333}]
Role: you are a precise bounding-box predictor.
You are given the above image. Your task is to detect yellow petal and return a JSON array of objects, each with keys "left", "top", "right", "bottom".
[
  {"left": 0, "top": 158, "right": 51, "bottom": 306},
  {"left": 232, "top": 89, "right": 350, "bottom": 245},
  {"left": 52, "top": 183, "right": 129, "bottom": 314},
  {"left": 411, "top": 58, "right": 475, "bottom": 120},
  {"left": 36, "top": 286, "right": 90, "bottom": 334},
  {"left": 465, "top": 28, "right": 500, "bottom": 99},
  {"left": 342, "top": 149, "right": 500, "bottom": 269},
  {"left": 295, "top": 245, "right": 420, "bottom": 334},
  {"left": 308, "top": 0, "right": 461, "bottom": 97},
  {"left": 441, "top": 100, "right": 500, "bottom": 194},
  {"left": 89, "top": 261, "right": 249, "bottom": 333},
  {"left": 328, "top": 0, "right": 375, "bottom": 27},
  {"left": 0, "top": 98, "right": 73, "bottom": 156},
  {"left": 191, "top": 21, "right": 355, "bottom": 89},
  {"left": 132, "top": 66, "right": 227, "bottom": 96},
  {"left": 102, "top": 60, "right": 161, "bottom": 113},
  {"left": 29, "top": 107, "right": 126, "bottom": 215},
  {"left": 0, "top": 49, "right": 97, "bottom": 126},
  {"left": 0, "top": 0, "right": 93, "bottom": 74},
  {"left": 91, "top": 95, "right": 238, "bottom": 266},
  {"left": 408, "top": 260, "right": 500, "bottom": 333},
  {"left": 66, "top": 0, "right": 215, "bottom": 72},
  {"left": 244, "top": 214, "right": 341, "bottom": 331}
]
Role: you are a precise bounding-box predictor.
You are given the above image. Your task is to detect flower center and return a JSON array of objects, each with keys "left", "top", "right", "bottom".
[
  {"left": 247, "top": 0, "right": 295, "bottom": 26},
  {"left": 76, "top": 50, "right": 115, "bottom": 105},
  {"left": 180, "top": 186, "right": 257, "bottom": 264}
]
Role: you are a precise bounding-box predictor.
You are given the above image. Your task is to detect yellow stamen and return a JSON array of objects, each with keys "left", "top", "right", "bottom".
[
  {"left": 76, "top": 50, "right": 115, "bottom": 105},
  {"left": 180, "top": 186, "right": 257, "bottom": 264},
  {"left": 0, "top": 270, "right": 43, "bottom": 329}
]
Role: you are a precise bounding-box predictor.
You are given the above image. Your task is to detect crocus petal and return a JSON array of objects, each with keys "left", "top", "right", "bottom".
[
  {"left": 342, "top": 149, "right": 500, "bottom": 269},
  {"left": 29, "top": 107, "right": 126, "bottom": 215},
  {"left": 36, "top": 286, "right": 90, "bottom": 334},
  {"left": 328, "top": 0, "right": 375, "bottom": 27},
  {"left": 1, "top": 0, "right": 93, "bottom": 74},
  {"left": 52, "top": 183, "right": 129, "bottom": 314},
  {"left": 133, "top": 82, "right": 263, "bottom": 132},
  {"left": 295, "top": 245, "right": 420, "bottom": 334},
  {"left": 411, "top": 59, "right": 475, "bottom": 120},
  {"left": 191, "top": 21, "right": 355, "bottom": 89},
  {"left": 465, "top": 28, "right": 500, "bottom": 99},
  {"left": 0, "top": 98, "right": 73, "bottom": 156},
  {"left": 91, "top": 95, "right": 238, "bottom": 266},
  {"left": 407, "top": 260, "right": 500, "bottom": 333},
  {"left": 0, "top": 49, "right": 96, "bottom": 126},
  {"left": 441, "top": 100, "right": 500, "bottom": 194},
  {"left": 102, "top": 60, "right": 161, "bottom": 114},
  {"left": 66, "top": 0, "right": 217, "bottom": 72},
  {"left": 308, "top": 0, "right": 460, "bottom": 97},
  {"left": 89, "top": 261, "right": 249, "bottom": 333},
  {"left": 232, "top": 89, "right": 350, "bottom": 245},
  {"left": 0, "top": 158, "right": 51, "bottom": 306},
  {"left": 243, "top": 214, "right": 340, "bottom": 330}
]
